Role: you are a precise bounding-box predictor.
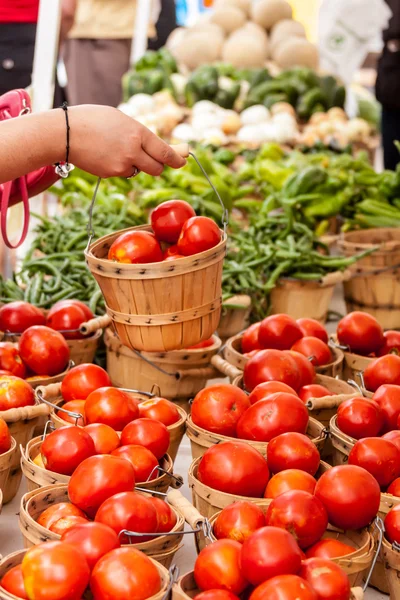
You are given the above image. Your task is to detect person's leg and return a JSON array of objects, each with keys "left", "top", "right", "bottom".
[
  {"left": 64, "top": 38, "right": 130, "bottom": 107},
  {"left": 382, "top": 105, "right": 400, "bottom": 170},
  {"left": 0, "top": 23, "right": 36, "bottom": 95}
]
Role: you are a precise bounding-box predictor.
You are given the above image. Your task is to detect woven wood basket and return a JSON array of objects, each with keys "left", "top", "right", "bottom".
[
  {"left": 217, "top": 295, "right": 251, "bottom": 342},
  {"left": 104, "top": 327, "right": 221, "bottom": 409},
  {"left": 37, "top": 382, "right": 187, "bottom": 462},
  {"left": 0, "top": 548, "right": 171, "bottom": 600},
  {"left": 338, "top": 228, "right": 400, "bottom": 329},
  {"left": 213, "top": 333, "right": 344, "bottom": 381},
  {"left": 21, "top": 435, "right": 181, "bottom": 495},
  {"left": 66, "top": 328, "right": 102, "bottom": 366},
  {"left": 382, "top": 536, "right": 400, "bottom": 599},
  {"left": 0, "top": 437, "right": 16, "bottom": 504},
  {"left": 85, "top": 224, "right": 226, "bottom": 353},
  {"left": 186, "top": 413, "right": 326, "bottom": 460},
  {"left": 269, "top": 271, "right": 351, "bottom": 324},
  {"left": 19, "top": 483, "right": 185, "bottom": 567}
]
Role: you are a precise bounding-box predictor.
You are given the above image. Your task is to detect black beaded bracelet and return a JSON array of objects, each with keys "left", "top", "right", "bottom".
[{"left": 55, "top": 102, "right": 72, "bottom": 178}]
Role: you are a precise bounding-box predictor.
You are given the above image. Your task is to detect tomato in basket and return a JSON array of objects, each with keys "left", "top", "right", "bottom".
[
  {"left": 151, "top": 200, "right": 195, "bottom": 244},
  {"left": 0, "top": 375, "right": 35, "bottom": 410},
  {"left": 19, "top": 326, "right": 70, "bottom": 376},
  {"left": 108, "top": 230, "right": 163, "bottom": 264},
  {"left": 296, "top": 319, "right": 328, "bottom": 344},
  {"left": 0, "top": 343, "right": 26, "bottom": 378},
  {"left": 258, "top": 315, "right": 303, "bottom": 351},
  {"left": 0, "top": 301, "right": 45, "bottom": 334},
  {"left": 337, "top": 311, "right": 384, "bottom": 355},
  {"left": 61, "top": 363, "right": 111, "bottom": 402},
  {"left": 177, "top": 216, "right": 221, "bottom": 256}
]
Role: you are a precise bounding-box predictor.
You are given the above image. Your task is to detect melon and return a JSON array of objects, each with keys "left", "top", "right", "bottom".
[
  {"left": 270, "top": 19, "right": 306, "bottom": 53},
  {"left": 274, "top": 38, "right": 319, "bottom": 69},
  {"left": 251, "top": 0, "right": 293, "bottom": 30},
  {"left": 210, "top": 6, "right": 247, "bottom": 34},
  {"left": 214, "top": 0, "right": 252, "bottom": 15},
  {"left": 222, "top": 31, "right": 269, "bottom": 67},
  {"left": 171, "top": 31, "right": 223, "bottom": 70}
]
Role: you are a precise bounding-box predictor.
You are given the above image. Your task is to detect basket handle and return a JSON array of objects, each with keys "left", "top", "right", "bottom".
[
  {"left": 1, "top": 403, "right": 50, "bottom": 423},
  {"left": 306, "top": 393, "right": 352, "bottom": 411},
  {"left": 167, "top": 489, "right": 207, "bottom": 529},
  {"left": 350, "top": 588, "right": 363, "bottom": 600},
  {"left": 177, "top": 367, "right": 218, "bottom": 381},
  {"left": 80, "top": 314, "right": 112, "bottom": 335},
  {"left": 211, "top": 355, "right": 242, "bottom": 380},
  {"left": 36, "top": 382, "right": 62, "bottom": 401}
]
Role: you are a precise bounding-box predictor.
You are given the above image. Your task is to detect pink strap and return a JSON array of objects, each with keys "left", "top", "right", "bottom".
[{"left": 1, "top": 178, "right": 30, "bottom": 248}]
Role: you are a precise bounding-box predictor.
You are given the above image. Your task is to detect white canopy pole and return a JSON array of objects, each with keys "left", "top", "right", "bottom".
[
  {"left": 31, "top": 0, "right": 62, "bottom": 113},
  {"left": 131, "top": 0, "right": 152, "bottom": 65}
]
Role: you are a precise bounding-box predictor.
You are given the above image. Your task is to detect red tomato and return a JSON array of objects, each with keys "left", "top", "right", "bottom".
[
  {"left": 243, "top": 349, "right": 300, "bottom": 392},
  {"left": 151, "top": 200, "right": 196, "bottom": 244},
  {"left": 19, "top": 326, "right": 70, "bottom": 376},
  {"left": 58, "top": 400, "right": 86, "bottom": 427},
  {"left": 250, "top": 575, "right": 317, "bottom": 600},
  {"left": 111, "top": 444, "right": 159, "bottom": 483},
  {"left": 264, "top": 469, "right": 316, "bottom": 499},
  {"left": 305, "top": 539, "right": 356, "bottom": 559},
  {"left": 384, "top": 504, "right": 400, "bottom": 543},
  {"left": 41, "top": 426, "right": 95, "bottom": 476},
  {"left": 49, "top": 515, "right": 90, "bottom": 536},
  {"left": 197, "top": 441, "right": 270, "bottom": 498},
  {"left": 194, "top": 591, "right": 240, "bottom": 600},
  {"left": 297, "top": 319, "right": 328, "bottom": 344},
  {"left": 0, "top": 376, "right": 35, "bottom": 410},
  {"left": 265, "top": 490, "right": 328, "bottom": 548},
  {"left": 0, "top": 565, "right": 28, "bottom": 599},
  {"left": 85, "top": 387, "right": 139, "bottom": 431},
  {"left": 378, "top": 330, "right": 400, "bottom": 356},
  {"left": 337, "top": 397, "right": 383, "bottom": 439},
  {"left": 0, "top": 301, "right": 45, "bottom": 333},
  {"left": 299, "top": 385, "right": 333, "bottom": 403},
  {"left": 285, "top": 350, "right": 315, "bottom": 388},
  {"left": 61, "top": 364, "right": 111, "bottom": 402},
  {"left": 299, "top": 558, "right": 350, "bottom": 600},
  {"left": 120, "top": 418, "right": 170, "bottom": 459},
  {"left": 258, "top": 315, "right": 303, "bottom": 351},
  {"left": 291, "top": 337, "right": 332, "bottom": 367},
  {"left": 47, "top": 304, "right": 88, "bottom": 340},
  {"left": 241, "top": 323, "right": 262, "bottom": 354},
  {"left": 138, "top": 397, "right": 180, "bottom": 426},
  {"left": 248, "top": 381, "right": 298, "bottom": 405},
  {"left": 383, "top": 430, "right": 400, "bottom": 454},
  {"left": 194, "top": 539, "right": 248, "bottom": 594},
  {"left": 90, "top": 547, "right": 161, "bottom": 600},
  {"left": 21, "top": 541, "right": 90, "bottom": 600},
  {"left": 84, "top": 423, "right": 120, "bottom": 454},
  {"left": 61, "top": 522, "right": 120, "bottom": 571},
  {"left": 314, "top": 465, "right": 381, "bottom": 529},
  {"left": 95, "top": 491, "right": 158, "bottom": 543},
  {"left": 372, "top": 384, "right": 400, "bottom": 431},
  {"left": 237, "top": 393, "right": 309, "bottom": 443},
  {"left": 267, "top": 432, "right": 320, "bottom": 476},
  {"left": 364, "top": 355, "right": 400, "bottom": 391},
  {"left": 51, "top": 300, "right": 94, "bottom": 321},
  {"left": 37, "top": 502, "right": 87, "bottom": 530},
  {"left": 214, "top": 501, "right": 266, "bottom": 543},
  {"left": 348, "top": 437, "right": 400, "bottom": 487},
  {"left": 68, "top": 454, "right": 136, "bottom": 518},
  {"left": 187, "top": 337, "right": 215, "bottom": 349},
  {"left": 0, "top": 343, "right": 26, "bottom": 378},
  {"left": 337, "top": 312, "right": 384, "bottom": 355},
  {"left": 147, "top": 497, "right": 177, "bottom": 533},
  {"left": 387, "top": 477, "right": 400, "bottom": 496},
  {"left": 163, "top": 244, "right": 182, "bottom": 259},
  {"left": 240, "top": 526, "right": 303, "bottom": 585},
  {"left": 108, "top": 230, "right": 163, "bottom": 264},
  {"left": 177, "top": 216, "right": 221, "bottom": 256},
  {"left": 191, "top": 384, "right": 250, "bottom": 437},
  {"left": 0, "top": 418, "right": 11, "bottom": 454}
]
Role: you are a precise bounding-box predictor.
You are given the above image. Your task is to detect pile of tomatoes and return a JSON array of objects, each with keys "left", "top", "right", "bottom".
[
  {"left": 108, "top": 200, "right": 221, "bottom": 264},
  {"left": 0, "top": 537, "right": 164, "bottom": 600}
]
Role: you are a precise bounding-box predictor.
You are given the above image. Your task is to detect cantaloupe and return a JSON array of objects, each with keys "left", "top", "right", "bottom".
[
  {"left": 189, "top": 22, "right": 226, "bottom": 40},
  {"left": 166, "top": 27, "right": 187, "bottom": 51},
  {"left": 270, "top": 19, "right": 306, "bottom": 53},
  {"left": 239, "top": 21, "right": 270, "bottom": 45},
  {"left": 210, "top": 6, "right": 247, "bottom": 34},
  {"left": 274, "top": 38, "right": 319, "bottom": 69},
  {"left": 171, "top": 31, "right": 223, "bottom": 70},
  {"left": 214, "top": 0, "right": 252, "bottom": 16},
  {"left": 251, "top": 0, "right": 292, "bottom": 30},
  {"left": 222, "top": 31, "right": 269, "bottom": 67}
]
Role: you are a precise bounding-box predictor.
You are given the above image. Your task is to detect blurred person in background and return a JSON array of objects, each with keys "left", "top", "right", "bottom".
[
  {"left": 63, "top": 0, "right": 161, "bottom": 107},
  {"left": 148, "top": 0, "right": 177, "bottom": 51},
  {"left": 376, "top": 0, "right": 400, "bottom": 169}
]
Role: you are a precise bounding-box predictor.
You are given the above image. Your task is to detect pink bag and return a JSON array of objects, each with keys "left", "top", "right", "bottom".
[{"left": 0, "top": 90, "right": 60, "bottom": 248}]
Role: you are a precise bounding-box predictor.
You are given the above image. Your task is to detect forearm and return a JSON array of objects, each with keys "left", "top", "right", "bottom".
[{"left": 0, "top": 109, "right": 64, "bottom": 184}]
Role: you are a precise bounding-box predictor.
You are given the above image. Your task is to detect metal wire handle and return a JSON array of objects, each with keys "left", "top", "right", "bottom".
[
  {"left": 36, "top": 389, "right": 84, "bottom": 426},
  {"left": 120, "top": 519, "right": 213, "bottom": 543},
  {"left": 363, "top": 516, "right": 385, "bottom": 591},
  {"left": 162, "top": 565, "right": 180, "bottom": 600}
]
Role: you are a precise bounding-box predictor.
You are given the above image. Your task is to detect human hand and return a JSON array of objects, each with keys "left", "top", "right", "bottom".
[{"left": 68, "top": 105, "right": 187, "bottom": 178}]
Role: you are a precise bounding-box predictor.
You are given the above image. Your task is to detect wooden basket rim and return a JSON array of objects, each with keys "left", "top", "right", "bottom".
[
  {"left": 0, "top": 437, "right": 17, "bottom": 466},
  {"left": 337, "top": 227, "right": 400, "bottom": 251},
  {"left": 67, "top": 328, "right": 103, "bottom": 345}
]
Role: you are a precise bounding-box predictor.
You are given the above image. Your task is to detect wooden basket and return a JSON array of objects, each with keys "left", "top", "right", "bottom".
[
  {"left": 19, "top": 483, "right": 185, "bottom": 567},
  {"left": 382, "top": 537, "right": 400, "bottom": 599},
  {"left": 213, "top": 333, "right": 344, "bottom": 381},
  {"left": 217, "top": 295, "right": 251, "bottom": 342},
  {"left": 186, "top": 413, "right": 326, "bottom": 460},
  {"left": 21, "top": 435, "right": 181, "bottom": 495},
  {"left": 0, "top": 548, "right": 171, "bottom": 600},
  {"left": 269, "top": 271, "right": 351, "bottom": 324},
  {"left": 104, "top": 327, "right": 221, "bottom": 410},
  {"left": 85, "top": 224, "right": 226, "bottom": 353},
  {"left": 37, "top": 382, "right": 187, "bottom": 462},
  {"left": 66, "top": 328, "right": 102, "bottom": 366},
  {"left": 0, "top": 437, "right": 16, "bottom": 503},
  {"left": 172, "top": 573, "right": 367, "bottom": 600},
  {"left": 338, "top": 228, "right": 400, "bottom": 329}
]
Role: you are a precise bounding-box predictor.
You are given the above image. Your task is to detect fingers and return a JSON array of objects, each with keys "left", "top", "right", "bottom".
[
  {"left": 141, "top": 128, "right": 187, "bottom": 169},
  {"left": 131, "top": 149, "right": 164, "bottom": 176}
]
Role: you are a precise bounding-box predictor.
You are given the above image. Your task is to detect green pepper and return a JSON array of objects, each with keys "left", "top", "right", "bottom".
[
  {"left": 297, "top": 89, "right": 328, "bottom": 120},
  {"left": 158, "top": 48, "right": 177, "bottom": 74},
  {"left": 332, "top": 85, "right": 346, "bottom": 108},
  {"left": 135, "top": 51, "right": 159, "bottom": 71},
  {"left": 263, "top": 93, "right": 288, "bottom": 109},
  {"left": 283, "top": 167, "right": 327, "bottom": 197},
  {"left": 213, "top": 148, "right": 236, "bottom": 164}
]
